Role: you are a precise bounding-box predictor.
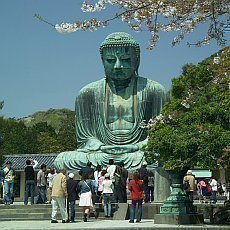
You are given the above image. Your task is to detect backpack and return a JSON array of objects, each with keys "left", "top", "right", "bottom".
[
  {"left": 114, "top": 172, "right": 121, "bottom": 187},
  {"left": 207, "top": 185, "right": 212, "bottom": 193},
  {"left": 183, "top": 180, "right": 190, "bottom": 190}
]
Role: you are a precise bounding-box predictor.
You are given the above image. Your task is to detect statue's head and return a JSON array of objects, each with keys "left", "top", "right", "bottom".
[{"left": 100, "top": 32, "right": 140, "bottom": 82}]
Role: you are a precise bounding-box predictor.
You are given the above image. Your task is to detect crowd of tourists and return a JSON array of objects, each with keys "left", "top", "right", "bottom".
[
  {"left": 0, "top": 160, "right": 229, "bottom": 224},
  {"left": 183, "top": 170, "right": 229, "bottom": 204}
]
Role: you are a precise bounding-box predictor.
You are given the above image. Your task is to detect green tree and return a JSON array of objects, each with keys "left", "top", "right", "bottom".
[
  {"left": 56, "top": 111, "right": 76, "bottom": 151},
  {"left": 36, "top": 131, "right": 63, "bottom": 153},
  {"left": 0, "top": 118, "right": 38, "bottom": 159},
  {"left": 145, "top": 47, "right": 230, "bottom": 169}
]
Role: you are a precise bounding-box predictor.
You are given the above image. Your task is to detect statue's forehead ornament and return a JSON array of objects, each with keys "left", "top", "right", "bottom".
[{"left": 100, "top": 32, "right": 140, "bottom": 58}]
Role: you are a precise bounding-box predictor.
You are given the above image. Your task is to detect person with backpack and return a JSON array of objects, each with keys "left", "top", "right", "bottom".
[
  {"left": 200, "top": 179, "right": 212, "bottom": 203},
  {"left": 3, "top": 161, "right": 15, "bottom": 205},
  {"left": 183, "top": 170, "right": 195, "bottom": 202}
]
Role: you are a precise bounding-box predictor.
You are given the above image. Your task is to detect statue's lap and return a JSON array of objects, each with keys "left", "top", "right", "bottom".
[{"left": 54, "top": 149, "right": 145, "bottom": 172}]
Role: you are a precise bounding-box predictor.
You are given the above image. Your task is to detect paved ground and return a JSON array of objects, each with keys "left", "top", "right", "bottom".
[{"left": 1, "top": 219, "right": 229, "bottom": 230}]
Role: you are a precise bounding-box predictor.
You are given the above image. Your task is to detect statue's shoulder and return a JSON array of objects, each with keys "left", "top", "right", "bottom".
[
  {"left": 137, "top": 76, "right": 165, "bottom": 93},
  {"left": 78, "top": 79, "right": 105, "bottom": 95}
]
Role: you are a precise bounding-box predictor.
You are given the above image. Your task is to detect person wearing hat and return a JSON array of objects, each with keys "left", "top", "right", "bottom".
[
  {"left": 67, "top": 173, "right": 78, "bottom": 223},
  {"left": 102, "top": 173, "right": 114, "bottom": 218},
  {"left": 183, "top": 170, "right": 196, "bottom": 202},
  {"left": 3, "top": 161, "right": 15, "bottom": 205}
]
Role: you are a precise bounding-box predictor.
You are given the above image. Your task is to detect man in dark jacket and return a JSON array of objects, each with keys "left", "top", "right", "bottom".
[
  {"left": 67, "top": 173, "right": 78, "bottom": 222},
  {"left": 24, "top": 159, "right": 38, "bottom": 205},
  {"left": 79, "top": 162, "right": 94, "bottom": 179},
  {"left": 120, "top": 162, "right": 128, "bottom": 203},
  {"left": 138, "top": 162, "right": 149, "bottom": 203}
]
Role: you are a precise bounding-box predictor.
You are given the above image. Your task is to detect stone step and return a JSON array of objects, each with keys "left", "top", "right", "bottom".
[
  {"left": 0, "top": 204, "right": 52, "bottom": 209},
  {"left": 0, "top": 204, "right": 113, "bottom": 221},
  {"left": 0, "top": 208, "right": 83, "bottom": 214}
]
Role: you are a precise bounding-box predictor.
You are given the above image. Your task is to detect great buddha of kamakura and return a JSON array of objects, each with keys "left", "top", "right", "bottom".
[{"left": 54, "top": 32, "right": 166, "bottom": 171}]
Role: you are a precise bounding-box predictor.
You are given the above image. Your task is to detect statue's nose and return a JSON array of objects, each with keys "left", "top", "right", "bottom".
[{"left": 114, "top": 58, "right": 122, "bottom": 69}]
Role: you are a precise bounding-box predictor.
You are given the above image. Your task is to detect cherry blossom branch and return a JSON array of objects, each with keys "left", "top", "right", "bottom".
[{"left": 34, "top": 0, "right": 229, "bottom": 49}]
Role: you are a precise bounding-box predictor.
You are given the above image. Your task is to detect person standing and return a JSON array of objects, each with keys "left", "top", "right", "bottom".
[
  {"left": 183, "top": 170, "right": 196, "bottom": 202},
  {"left": 3, "top": 161, "right": 15, "bottom": 205},
  {"left": 128, "top": 171, "right": 144, "bottom": 223},
  {"left": 67, "top": 173, "right": 78, "bottom": 223},
  {"left": 197, "top": 179, "right": 206, "bottom": 203},
  {"left": 36, "top": 164, "right": 47, "bottom": 204},
  {"left": 147, "top": 171, "right": 155, "bottom": 202},
  {"left": 94, "top": 165, "right": 102, "bottom": 186},
  {"left": 138, "top": 162, "right": 149, "bottom": 203},
  {"left": 47, "top": 168, "right": 56, "bottom": 204},
  {"left": 51, "top": 168, "right": 68, "bottom": 223},
  {"left": 79, "top": 161, "right": 94, "bottom": 179},
  {"left": 106, "top": 159, "right": 116, "bottom": 181},
  {"left": 102, "top": 173, "right": 114, "bottom": 218},
  {"left": 120, "top": 162, "right": 128, "bottom": 203},
  {"left": 24, "top": 159, "right": 38, "bottom": 205},
  {"left": 113, "top": 165, "right": 123, "bottom": 203},
  {"left": 78, "top": 173, "right": 95, "bottom": 222},
  {"left": 97, "top": 169, "right": 106, "bottom": 198},
  {"left": 209, "top": 177, "right": 218, "bottom": 204}
]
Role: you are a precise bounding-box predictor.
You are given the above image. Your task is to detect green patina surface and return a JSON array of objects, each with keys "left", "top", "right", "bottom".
[{"left": 54, "top": 32, "right": 166, "bottom": 171}]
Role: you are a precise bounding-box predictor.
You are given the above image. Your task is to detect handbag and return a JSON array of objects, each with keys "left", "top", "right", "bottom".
[{"left": 183, "top": 180, "right": 190, "bottom": 190}]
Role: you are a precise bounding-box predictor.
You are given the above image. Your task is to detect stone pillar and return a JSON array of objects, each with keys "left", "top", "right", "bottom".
[
  {"left": 20, "top": 172, "right": 25, "bottom": 201},
  {"left": 154, "top": 167, "right": 171, "bottom": 202}
]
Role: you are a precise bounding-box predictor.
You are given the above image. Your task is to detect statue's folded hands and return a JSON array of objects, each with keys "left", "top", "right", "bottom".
[{"left": 100, "top": 144, "right": 139, "bottom": 154}]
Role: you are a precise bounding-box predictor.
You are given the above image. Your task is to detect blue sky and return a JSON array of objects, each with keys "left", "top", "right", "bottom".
[{"left": 0, "top": 1, "right": 228, "bottom": 119}]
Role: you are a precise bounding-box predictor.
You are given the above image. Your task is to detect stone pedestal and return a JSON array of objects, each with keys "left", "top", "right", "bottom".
[
  {"left": 154, "top": 169, "right": 204, "bottom": 224},
  {"left": 154, "top": 213, "right": 204, "bottom": 224},
  {"left": 113, "top": 203, "right": 129, "bottom": 220},
  {"left": 154, "top": 167, "right": 171, "bottom": 202}
]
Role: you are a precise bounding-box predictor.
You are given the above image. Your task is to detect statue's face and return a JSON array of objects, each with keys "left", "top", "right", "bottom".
[{"left": 102, "top": 46, "right": 138, "bottom": 81}]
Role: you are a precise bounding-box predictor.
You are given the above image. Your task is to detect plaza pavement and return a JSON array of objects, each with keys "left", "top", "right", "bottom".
[{"left": 0, "top": 219, "right": 229, "bottom": 230}]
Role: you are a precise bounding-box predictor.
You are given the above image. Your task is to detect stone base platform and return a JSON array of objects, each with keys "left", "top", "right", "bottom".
[{"left": 154, "top": 213, "right": 204, "bottom": 225}]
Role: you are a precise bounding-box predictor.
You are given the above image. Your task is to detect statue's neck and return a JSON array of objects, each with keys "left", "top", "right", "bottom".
[{"left": 107, "top": 76, "right": 136, "bottom": 94}]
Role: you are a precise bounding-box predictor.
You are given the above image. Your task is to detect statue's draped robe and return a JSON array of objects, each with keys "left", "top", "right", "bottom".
[{"left": 54, "top": 76, "right": 166, "bottom": 171}]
